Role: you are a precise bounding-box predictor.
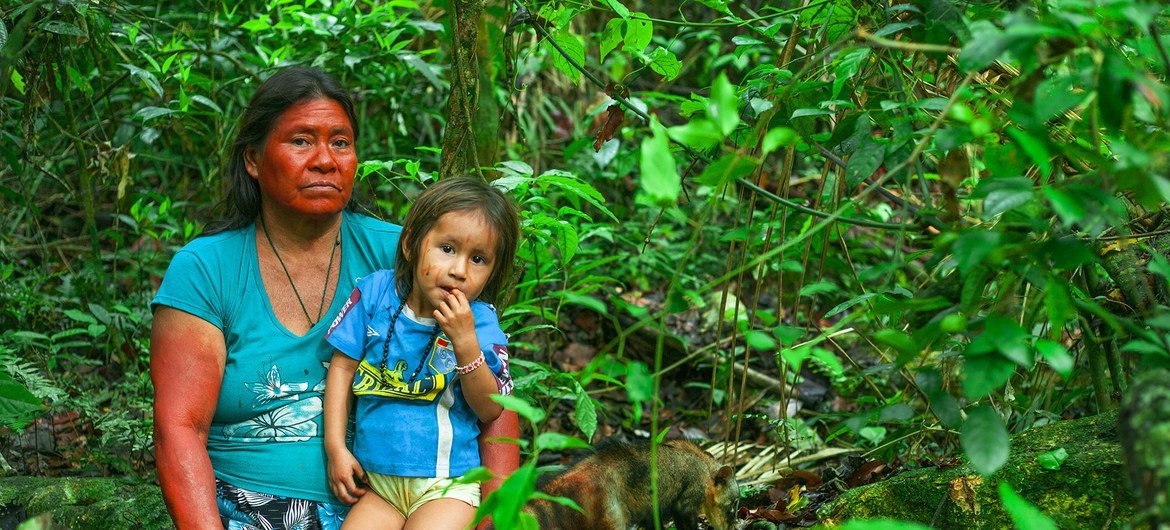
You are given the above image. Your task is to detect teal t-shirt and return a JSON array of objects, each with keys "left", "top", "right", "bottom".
[{"left": 151, "top": 211, "right": 400, "bottom": 503}]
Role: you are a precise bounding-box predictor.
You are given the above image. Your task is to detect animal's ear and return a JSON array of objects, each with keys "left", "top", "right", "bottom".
[{"left": 714, "top": 465, "right": 734, "bottom": 485}]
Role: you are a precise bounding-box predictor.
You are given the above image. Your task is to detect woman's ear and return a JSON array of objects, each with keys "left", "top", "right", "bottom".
[{"left": 244, "top": 146, "right": 261, "bottom": 179}]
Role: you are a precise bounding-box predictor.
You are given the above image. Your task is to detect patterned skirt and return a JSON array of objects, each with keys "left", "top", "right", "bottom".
[{"left": 216, "top": 479, "right": 349, "bottom": 530}]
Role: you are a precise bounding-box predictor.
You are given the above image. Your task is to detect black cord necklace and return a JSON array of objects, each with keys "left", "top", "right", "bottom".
[
  {"left": 379, "top": 286, "right": 441, "bottom": 385},
  {"left": 259, "top": 214, "right": 341, "bottom": 327}
]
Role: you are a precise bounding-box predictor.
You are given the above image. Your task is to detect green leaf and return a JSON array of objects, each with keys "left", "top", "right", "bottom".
[
  {"left": 491, "top": 394, "right": 545, "bottom": 424},
  {"left": 810, "top": 348, "right": 844, "bottom": 379},
  {"left": 639, "top": 117, "right": 680, "bottom": 207},
  {"left": 962, "top": 405, "right": 1009, "bottom": 476},
  {"left": 999, "top": 482, "right": 1057, "bottom": 530},
  {"left": 952, "top": 230, "right": 1001, "bottom": 276},
  {"left": 536, "top": 432, "right": 592, "bottom": 451},
  {"left": 1043, "top": 278, "right": 1074, "bottom": 332},
  {"left": 623, "top": 12, "right": 652, "bottom": 53},
  {"left": 982, "top": 314, "right": 1033, "bottom": 368},
  {"left": 626, "top": 361, "right": 653, "bottom": 403},
  {"left": 556, "top": 291, "right": 607, "bottom": 315},
  {"left": 1043, "top": 186, "right": 1086, "bottom": 226},
  {"left": 962, "top": 354, "right": 1015, "bottom": 400},
  {"left": 573, "top": 389, "right": 598, "bottom": 441},
  {"left": 1006, "top": 128, "right": 1051, "bottom": 178},
  {"left": 1036, "top": 447, "right": 1068, "bottom": 471},
  {"left": 10, "top": 69, "right": 25, "bottom": 95},
  {"left": 476, "top": 460, "right": 538, "bottom": 528},
  {"left": 549, "top": 30, "right": 584, "bottom": 83},
  {"left": 1033, "top": 75, "right": 1084, "bottom": 121},
  {"left": 601, "top": 0, "right": 630, "bottom": 19},
  {"left": 135, "top": 106, "right": 176, "bottom": 122},
  {"left": 667, "top": 119, "right": 722, "bottom": 150},
  {"left": 63, "top": 309, "right": 97, "bottom": 324},
  {"left": 695, "top": 0, "right": 732, "bottom": 15},
  {"left": 599, "top": 18, "right": 623, "bottom": 61},
  {"left": 1034, "top": 339, "right": 1073, "bottom": 378},
  {"left": 710, "top": 73, "right": 739, "bottom": 135},
  {"left": 0, "top": 371, "right": 43, "bottom": 431},
  {"left": 845, "top": 135, "right": 884, "bottom": 188},
  {"left": 41, "top": 20, "right": 88, "bottom": 37},
  {"left": 762, "top": 127, "right": 797, "bottom": 155},
  {"left": 975, "top": 177, "right": 1034, "bottom": 218},
  {"left": 875, "top": 329, "right": 919, "bottom": 366},
  {"left": 832, "top": 47, "right": 871, "bottom": 99},
  {"left": 241, "top": 17, "right": 272, "bottom": 32},
  {"left": 745, "top": 330, "right": 777, "bottom": 351},
  {"left": 647, "top": 47, "right": 681, "bottom": 81},
  {"left": 958, "top": 20, "right": 1009, "bottom": 71},
  {"left": 696, "top": 154, "right": 756, "bottom": 188}
]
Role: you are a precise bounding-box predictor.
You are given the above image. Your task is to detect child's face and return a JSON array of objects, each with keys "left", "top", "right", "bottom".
[{"left": 406, "top": 210, "right": 498, "bottom": 317}]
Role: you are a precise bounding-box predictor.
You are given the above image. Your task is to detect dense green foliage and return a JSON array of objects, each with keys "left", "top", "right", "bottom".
[{"left": 2, "top": 0, "right": 1169, "bottom": 527}]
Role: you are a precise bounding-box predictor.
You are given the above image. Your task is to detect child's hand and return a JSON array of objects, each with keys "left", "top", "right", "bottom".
[
  {"left": 434, "top": 288, "right": 478, "bottom": 354},
  {"left": 327, "top": 447, "right": 367, "bottom": 505}
]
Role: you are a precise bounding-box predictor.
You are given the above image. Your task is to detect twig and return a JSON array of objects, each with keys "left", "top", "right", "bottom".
[{"left": 857, "top": 28, "right": 960, "bottom": 55}]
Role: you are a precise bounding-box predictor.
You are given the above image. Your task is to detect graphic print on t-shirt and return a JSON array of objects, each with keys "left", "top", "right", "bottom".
[{"left": 351, "top": 334, "right": 457, "bottom": 402}]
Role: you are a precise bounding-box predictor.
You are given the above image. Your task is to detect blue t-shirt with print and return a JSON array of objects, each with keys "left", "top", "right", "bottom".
[
  {"left": 151, "top": 211, "right": 400, "bottom": 503},
  {"left": 325, "top": 270, "right": 512, "bottom": 478}
]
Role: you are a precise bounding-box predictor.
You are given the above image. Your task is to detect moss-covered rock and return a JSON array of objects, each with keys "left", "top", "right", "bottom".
[
  {"left": 0, "top": 476, "right": 169, "bottom": 530},
  {"left": 819, "top": 412, "right": 1133, "bottom": 528}
]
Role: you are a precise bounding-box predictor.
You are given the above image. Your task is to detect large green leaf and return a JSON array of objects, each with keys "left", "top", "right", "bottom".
[
  {"left": 958, "top": 20, "right": 1009, "bottom": 71},
  {"left": 962, "top": 405, "right": 1009, "bottom": 476},
  {"left": 623, "top": 12, "right": 652, "bottom": 53},
  {"left": 0, "top": 371, "right": 43, "bottom": 430},
  {"left": 962, "top": 353, "right": 1015, "bottom": 400},
  {"left": 549, "top": 30, "right": 584, "bottom": 83},
  {"left": 710, "top": 73, "right": 739, "bottom": 135},
  {"left": 952, "top": 230, "right": 1001, "bottom": 276},
  {"left": 639, "top": 117, "right": 680, "bottom": 206},
  {"left": 599, "top": 18, "right": 623, "bottom": 61}
]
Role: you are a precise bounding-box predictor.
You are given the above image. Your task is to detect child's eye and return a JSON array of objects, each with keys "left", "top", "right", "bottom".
[
  {"left": 472, "top": 255, "right": 489, "bottom": 265},
  {"left": 440, "top": 244, "right": 454, "bottom": 253}
]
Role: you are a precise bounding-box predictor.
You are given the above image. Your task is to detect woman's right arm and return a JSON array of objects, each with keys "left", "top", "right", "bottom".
[{"left": 150, "top": 306, "right": 227, "bottom": 530}]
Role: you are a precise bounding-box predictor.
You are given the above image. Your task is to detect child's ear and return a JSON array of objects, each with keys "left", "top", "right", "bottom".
[{"left": 400, "top": 229, "right": 412, "bottom": 261}]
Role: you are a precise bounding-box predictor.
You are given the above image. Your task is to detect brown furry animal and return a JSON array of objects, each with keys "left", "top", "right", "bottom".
[{"left": 523, "top": 439, "right": 739, "bottom": 530}]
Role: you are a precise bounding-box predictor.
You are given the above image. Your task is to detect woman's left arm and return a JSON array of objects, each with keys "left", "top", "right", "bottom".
[{"left": 476, "top": 410, "right": 520, "bottom": 530}]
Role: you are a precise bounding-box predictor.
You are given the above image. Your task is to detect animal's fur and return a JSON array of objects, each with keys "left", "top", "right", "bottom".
[{"left": 523, "top": 439, "right": 739, "bottom": 530}]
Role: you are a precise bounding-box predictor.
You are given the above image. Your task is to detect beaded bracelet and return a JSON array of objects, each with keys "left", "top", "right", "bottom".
[{"left": 456, "top": 352, "right": 485, "bottom": 375}]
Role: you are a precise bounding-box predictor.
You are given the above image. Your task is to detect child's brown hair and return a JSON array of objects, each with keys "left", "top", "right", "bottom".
[{"left": 394, "top": 176, "right": 520, "bottom": 305}]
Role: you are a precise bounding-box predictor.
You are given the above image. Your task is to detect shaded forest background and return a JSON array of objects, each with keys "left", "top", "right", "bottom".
[{"left": 2, "top": 0, "right": 1170, "bottom": 527}]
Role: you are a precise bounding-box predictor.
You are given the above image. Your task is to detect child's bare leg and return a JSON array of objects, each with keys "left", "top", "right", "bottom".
[
  {"left": 403, "top": 498, "right": 475, "bottom": 530},
  {"left": 341, "top": 492, "right": 406, "bottom": 530}
]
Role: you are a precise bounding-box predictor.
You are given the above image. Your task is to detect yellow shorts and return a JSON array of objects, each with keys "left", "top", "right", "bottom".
[{"left": 365, "top": 472, "right": 481, "bottom": 518}]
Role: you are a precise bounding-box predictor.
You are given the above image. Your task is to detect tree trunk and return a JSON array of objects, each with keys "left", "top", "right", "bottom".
[{"left": 439, "top": 0, "right": 494, "bottom": 179}]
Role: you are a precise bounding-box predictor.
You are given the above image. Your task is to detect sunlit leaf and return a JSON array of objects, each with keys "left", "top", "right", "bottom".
[
  {"left": 999, "top": 482, "right": 1057, "bottom": 530},
  {"left": 710, "top": 73, "right": 739, "bottom": 135},
  {"left": 599, "top": 18, "right": 623, "bottom": 61},
  {"left": 549, "top": 30, "right": 584, "bottom": 83},
  {"left": 623, "top": 12, "right": 652, "bottom": 53},
  {"left": 962, "top": 353, "right": 1015, "bottom": 400}
]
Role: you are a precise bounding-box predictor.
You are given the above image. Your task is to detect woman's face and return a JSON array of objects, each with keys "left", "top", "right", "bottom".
[{"left": 245, "top": 98, "right": 357, "bottom": 217}]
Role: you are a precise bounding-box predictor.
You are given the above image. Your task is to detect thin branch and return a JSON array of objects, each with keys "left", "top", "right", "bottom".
[{"left": 856, "top": 28, "right": 960, "bottom": 55}]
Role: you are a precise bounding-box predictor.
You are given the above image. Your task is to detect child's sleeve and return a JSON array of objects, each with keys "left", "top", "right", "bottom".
[
  {"left": 473, "top": 303, "right": 513, "bottom": 396},
  {"left": 326, "top": 275, "right": 378, "bottom": 360}
]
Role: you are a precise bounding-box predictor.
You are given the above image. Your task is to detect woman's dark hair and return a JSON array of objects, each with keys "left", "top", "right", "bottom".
[
  {"left": 206, "top": 67, "right": 359, "bottom": 234},
  {"left": 395, "top": 176, "right": 521, "bottom": 306}
]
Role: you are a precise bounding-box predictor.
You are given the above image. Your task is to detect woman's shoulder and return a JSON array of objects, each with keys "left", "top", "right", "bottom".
[
  {"left": 346, "top": 211, "right": 402, "bottom": 237},
  {"left": 175, "top": 226, "right": 250, "bottom": 259}
]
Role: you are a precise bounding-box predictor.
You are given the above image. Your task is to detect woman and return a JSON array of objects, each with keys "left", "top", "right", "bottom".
[{"left": 150, "top": 67, "right": 518, "bottom": 529}]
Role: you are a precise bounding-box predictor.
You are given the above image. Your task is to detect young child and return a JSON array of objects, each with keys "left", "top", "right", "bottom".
[{"left": 323, "top": 176, "right": 519, "bottom": 529}]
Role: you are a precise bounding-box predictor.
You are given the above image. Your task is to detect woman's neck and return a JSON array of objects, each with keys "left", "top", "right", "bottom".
[{"left": 256, "top": 205, "right": 343, "bottom": 252}]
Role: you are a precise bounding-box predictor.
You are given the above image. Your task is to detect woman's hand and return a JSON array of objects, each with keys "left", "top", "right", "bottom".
[{"left": 326, "top": 447, "right": 367, "bottom": 505}]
